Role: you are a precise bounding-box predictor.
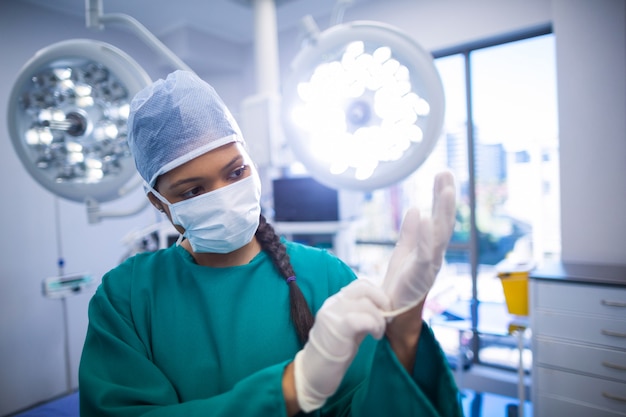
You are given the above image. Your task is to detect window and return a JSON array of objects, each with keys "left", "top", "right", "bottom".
[{"left": 355, "top": 28, "right": 559, "bottom": 372}]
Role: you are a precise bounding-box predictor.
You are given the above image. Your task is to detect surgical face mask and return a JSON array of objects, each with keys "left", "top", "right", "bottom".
[{"left": 154, "top": 174, "right": 262, "bottom": 254}]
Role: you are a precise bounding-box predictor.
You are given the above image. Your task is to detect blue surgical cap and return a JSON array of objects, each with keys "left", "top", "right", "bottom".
[{"left": 127, "top": 70, "right": 245, "bottom": 188}]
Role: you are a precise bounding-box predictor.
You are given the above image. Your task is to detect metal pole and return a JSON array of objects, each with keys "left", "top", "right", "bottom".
[
  {"left": 61, "top": 297, "right": 73, "bottom": 394},
  {"left": 464, "top": 51, "right": 481, "bottom": 359},
  {"left": 248, "top": 0, "right": 284, "bottom": 216},
  {"left": 252, "top": 0, "right": 280, "bottom": 96},
  {"left": 54, "top": 197, "right": 73, "bottom": 394},
  {"left": 517, "top": 329, "right": 525, "bottom": 417}
]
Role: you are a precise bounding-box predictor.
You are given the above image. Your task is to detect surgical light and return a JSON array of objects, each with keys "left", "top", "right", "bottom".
[
  {"left": 7, "top": 39, "right": 151, "bottom": 203},
  {"left": 282, "top": 21, "right": 445, "bottom": 191}
]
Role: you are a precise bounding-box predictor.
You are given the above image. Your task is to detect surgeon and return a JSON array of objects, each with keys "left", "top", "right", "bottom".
[{"left": 78, "top": 70, "right": 462, "bottom": 417}]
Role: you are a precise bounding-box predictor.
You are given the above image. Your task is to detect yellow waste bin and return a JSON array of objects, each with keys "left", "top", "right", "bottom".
[{"left": 496, "top": 261, "right": 534, "bottom": 316}]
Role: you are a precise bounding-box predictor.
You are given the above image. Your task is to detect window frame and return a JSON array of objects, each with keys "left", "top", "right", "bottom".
[{"left": 432, "top": 24, "right": 554, "bottom": 368}]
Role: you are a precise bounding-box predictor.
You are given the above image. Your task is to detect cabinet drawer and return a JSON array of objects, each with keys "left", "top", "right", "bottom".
[
  {"left": 536, "top": 367, "right": 626, "bottom": 414},
  {"left": 533, "top": 281, "right": 626, "bottom": 318},
  {"left": 533, "top": 310, "right": 626, "bottom": 349},
  {"left": 535, "top": 338, "right": 626, "bottom": 382},
  {"left": 534, "top": 393, "right": 626, "bottom": 417}
]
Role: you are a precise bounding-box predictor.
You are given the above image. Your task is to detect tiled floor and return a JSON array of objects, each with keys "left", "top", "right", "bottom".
[
  {"left": 11, "top": 392, "right": 78, "bottom": 417},
  {"left": 461, "top": 390, "right": 533, "bottom": 417}
]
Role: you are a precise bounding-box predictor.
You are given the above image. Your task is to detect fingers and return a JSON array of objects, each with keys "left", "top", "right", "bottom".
[
  {"left": 339, "top": 281, "right": 389, "bottom": 340},
  {"left": 383, "top": 207, "right": 421, "bottom": 284},
  {"left": 432, "top": 171, "right": 456, "bottom": 224},
  {"left": 433, "top": 187, "right": 456, "bottom": 245},
  {"left": 396, "top": 207, "right": 421, "bottom": 249},
  {"left": 339, "top": 279, "right": 392, "bottom": 311},
  {"left": 433, "top": 170, "right": 455, "bottom": 195},
  {"left": 380, "top": 171, "right": 457, "bottom": 314},
  {"left": 432, "top": 172, "right": 456, "bottom": 268},
  {"left": 399, "top": 171, "right": 454, "bottom": 254},
  {"left": 344, "top": 309, "right": 387, "bottom": 340},
  {"left": 313, "top": 280, "right": 391, "bottom": 358},
  {"left": 416, "top": 217, "right": 434, "bottom": 264}
]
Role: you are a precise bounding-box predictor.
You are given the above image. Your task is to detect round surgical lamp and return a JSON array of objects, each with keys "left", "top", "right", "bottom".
[
  {"left": 282, "top": 21, "right": 445, "bottom": 191},
  {"left": 7, "top": 39, "right": 152, "bottom": 203}
]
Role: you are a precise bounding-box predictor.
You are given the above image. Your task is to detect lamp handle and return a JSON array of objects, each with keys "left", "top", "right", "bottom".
[
  {"left": 85, "top": 0, "right": 193, "bottom": 73},
  {"left": 86, "top": 197, "right": 150, "bottom": 224}
]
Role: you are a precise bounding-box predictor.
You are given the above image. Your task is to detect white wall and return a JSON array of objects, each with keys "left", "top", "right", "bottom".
[
  {"left": 551, "top": 0, "right": 626, "bottom": 263},
  {"left": 0, "top": 3, "right": 251, "bottom": 415},
  {"left": 0, "top": 0, "right": 624, "bottom": 415}
]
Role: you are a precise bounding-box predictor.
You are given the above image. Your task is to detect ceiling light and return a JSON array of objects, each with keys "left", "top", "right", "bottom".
[
  {"left": 7, "top": 39, "right": 151, "bottom": 203},
  {"left": 282, "top": 20, "right": 445, "bottom": 191}
]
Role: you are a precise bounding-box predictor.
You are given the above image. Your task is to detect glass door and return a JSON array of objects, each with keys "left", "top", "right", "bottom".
[{"left": 354, "top": 31, "right": 559, "bottom": 372}]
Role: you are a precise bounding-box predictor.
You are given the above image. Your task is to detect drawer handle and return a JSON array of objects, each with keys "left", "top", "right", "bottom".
[
  {"left": 601, "top": 329, "right": 626, "bottom": 338},
  {"left": 602, "top": 299, "right": 626, "bottom": 308},
  {"left": 602, "top": 361, "right": 626, "bottom": 371},
  {"left": 602, "top": 392, "right": 626, "bottom": 403}
]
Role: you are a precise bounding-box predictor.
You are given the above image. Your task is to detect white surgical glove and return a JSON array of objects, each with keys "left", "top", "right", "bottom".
[
  {"left": 293, "top": 279, "right": 391, "bottom": 412},
  {"left": 381, "top": 171, "right": 456, "bottom": 317}
]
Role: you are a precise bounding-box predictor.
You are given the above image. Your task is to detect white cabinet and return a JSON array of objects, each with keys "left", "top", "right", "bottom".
[{"left": 530, "top": 263, "right": 626, "bottom": 417}]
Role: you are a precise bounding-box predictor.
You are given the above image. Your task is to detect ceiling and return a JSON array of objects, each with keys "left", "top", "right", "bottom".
[{"left": 18, "top": 0, "right": 373, "bottom": 44}]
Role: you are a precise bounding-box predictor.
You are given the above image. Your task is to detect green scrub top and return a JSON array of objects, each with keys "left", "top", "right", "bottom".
[{"left": 79, "top": 241, "right": 463, "bottom": 416}]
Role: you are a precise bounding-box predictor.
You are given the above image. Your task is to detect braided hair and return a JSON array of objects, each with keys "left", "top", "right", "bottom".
[{"left": 255, "top": 214, "right": 314, "bottom": 345}]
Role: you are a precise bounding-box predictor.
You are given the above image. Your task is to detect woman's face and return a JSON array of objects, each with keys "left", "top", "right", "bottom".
[{"left": 149, "top": 142, "right": 254, "bottom": 210}]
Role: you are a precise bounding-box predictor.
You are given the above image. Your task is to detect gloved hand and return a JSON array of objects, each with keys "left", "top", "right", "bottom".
[
  {"left": 381, "top": 171, "right": 456, "bottom": 317},
  {"left": 293, "top": 279, "right": 390, "bottom": 412}
]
